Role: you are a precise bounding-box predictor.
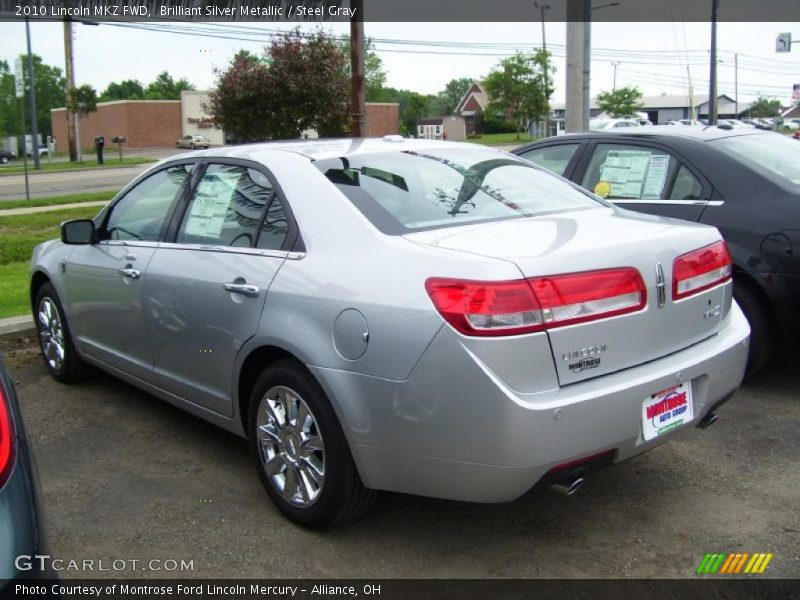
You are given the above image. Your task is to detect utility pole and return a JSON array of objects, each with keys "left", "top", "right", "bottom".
[
  {"left": 25, "top": 19, "right": 40, "bottom": 170},
  {"left": 535, "top": 2, "right": 551, "bottom": 137},
  {"left": 566, "top": 0, "right": 589, "bottom": 132},
  {"left": 64, "top": 19, "right": 77, "bottom": 162},
  {"left": 349, "top": 0, "right": 366, "bottom": 138},
  {"left": 734, "top": 52, "right": 738, "bottom": 117},
  {"left": 687, "top": 66, "right": 695, "bottom": 120},
  {"left": 708, "top": 0, "right": 718, "bottom": 125},
  {"left": 611, "top": 61, "right": 620, "bottom": 91}
]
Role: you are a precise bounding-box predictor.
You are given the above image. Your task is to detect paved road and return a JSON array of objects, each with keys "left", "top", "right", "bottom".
[
  {"left": 0, "top": 148, "right": 185, "bottom": 201},
  {"left": 2, "top": 336, "right": 798, "bottom": 580}
]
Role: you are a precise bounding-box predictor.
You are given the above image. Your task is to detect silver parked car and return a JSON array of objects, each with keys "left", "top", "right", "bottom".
[
  {"left": 176, "top": 134, "right": 210, "bottom": 149},
  {"left": 30, "top": 139, "right": 749, "bottom": 527}
]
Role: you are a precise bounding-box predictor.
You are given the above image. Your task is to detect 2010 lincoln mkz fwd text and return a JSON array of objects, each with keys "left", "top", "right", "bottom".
[{"left": 29, "top": 138, "right": 749, "bottom": 527}]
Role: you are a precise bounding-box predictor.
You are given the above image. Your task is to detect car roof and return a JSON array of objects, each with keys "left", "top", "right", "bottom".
[
  {"left": 172, "top": 137, "right": 492, "bottom": 162},
  {"left": 541, "top": 126, "right": 768, "bottom": 143}
]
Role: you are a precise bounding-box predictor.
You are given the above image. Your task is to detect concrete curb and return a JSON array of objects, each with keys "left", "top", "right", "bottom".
[{"left": 0, "top": 315, "right": 35, "bottom": 340}]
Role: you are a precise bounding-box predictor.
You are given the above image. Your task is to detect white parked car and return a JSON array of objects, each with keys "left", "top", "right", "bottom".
[{"left": 589, "top": 118, "right": 641, "bottom": 130}]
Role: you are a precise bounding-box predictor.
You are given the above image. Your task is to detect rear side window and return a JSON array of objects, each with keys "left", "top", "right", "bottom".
[
  {"left": 582, "top": 144, "right": 675, "bottom": 200},
  {"left": 315, "top": 148, "right": 601, "bottom": 234},
  {"left": 177, "top": 164, "right": 277, "bottom": 247},
  {"left": 517, "top": 144, "right": 579, "bottom": 176},
  {"left": 670, "top": 165, "right": 704, "bottom": 200}
]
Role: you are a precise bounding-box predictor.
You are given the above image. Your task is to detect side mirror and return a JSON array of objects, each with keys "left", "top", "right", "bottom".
[{"left": 61, "top": 219, "right": 95, "bottom": 245}]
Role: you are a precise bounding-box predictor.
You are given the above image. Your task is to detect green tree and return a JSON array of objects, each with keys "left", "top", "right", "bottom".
[
  {"left": 67, "top": 84, "right": 98, "bottom": 117},
  {"left": 0, "top": 56, "right": 66, "bottom": 140},
  {"left": 403, "top": 92, "right": 429, "bottom": 135},
  {"left": 483, "top": 50, "right": 553, "bottom": 138},
  {"left": 207, "top": 30, "right": 351, "bottom": 141},
  {"left": 748, "top": 96, "right": 781, "bottom": 118},
  {"left": 597, "top": 85, "right": 644, "bottom": 118},
  {"left": 144, "top": 71, "right": 194, "bottom": 100},
  {"left": 0, "top": 61, "right": 17, "bottom": 138},
  {"left": 339, "top": 38, "right": 387, "bottom": 102},
  {"left": 99, "top": 79, "right": 145, "bottom": 101}
]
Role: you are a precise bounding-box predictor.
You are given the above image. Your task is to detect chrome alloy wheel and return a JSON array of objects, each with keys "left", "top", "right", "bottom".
[
  {"left": 256, "top": 386, "right": 325, "bottom": 508},
  {"left": 38, "top": 297, "right": 65, "bottom": 371}
]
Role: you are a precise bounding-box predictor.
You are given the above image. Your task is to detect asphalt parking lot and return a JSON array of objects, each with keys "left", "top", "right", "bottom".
[{"left": 2, "top": 335, "right": 798, "bottom": 579}]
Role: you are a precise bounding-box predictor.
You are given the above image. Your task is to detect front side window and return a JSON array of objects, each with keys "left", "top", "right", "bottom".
[
  {"left": 582, "top": 144, "right": 676, "bottom": 200},
  {"left": 104, "top": 164, "right": 192, "bottom": 241},
  {"left": 177, "top": 164, "right": 279, "bottom": 248},
  {"left": 517, "top": 143, "right": 579, "bottom": 176},
  {"left": 316, "top": 148, "right": 601, "bottom": 234}
]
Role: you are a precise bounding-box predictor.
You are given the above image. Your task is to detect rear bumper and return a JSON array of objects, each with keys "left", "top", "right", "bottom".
[{"left": 312, "top": 303, "right": 750, "bottom": 503}]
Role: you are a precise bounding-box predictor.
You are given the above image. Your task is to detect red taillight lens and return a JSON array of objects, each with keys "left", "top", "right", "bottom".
[
  {"left": 425, "top": 278, "right": 544, "bottom": 337},
  {"left": 425, "top": 267, "right": 646, "bottom": 337},
  {"left": 529, "top": 268, "right": 647, "bottom": 328},
  {"left": 672, "top": 241, "right": 732, "bottom": 300},
  {"left": 0, "top": 384, "right": 14, "bottom": 488}
]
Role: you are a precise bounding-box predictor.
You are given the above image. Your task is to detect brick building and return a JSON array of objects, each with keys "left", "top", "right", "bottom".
[
  {"left": 51, "top": 100, "right": 181, "bottom": 152},
  {"left": 51, "top": 93, "right": 400, "bottom": 151}
]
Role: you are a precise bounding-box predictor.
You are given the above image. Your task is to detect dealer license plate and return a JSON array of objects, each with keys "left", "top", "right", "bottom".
[{"left": 642, "top": 382, "right": 694, "bottom": 441}]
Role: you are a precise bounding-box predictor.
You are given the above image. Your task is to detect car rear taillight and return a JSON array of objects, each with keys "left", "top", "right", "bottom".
[
  {"left": 424, "top": 278, "right": 544, "bottom": 337},
  {"left": 0, "top": 384, "right": 14, "bottom": 488},
  {"left": 672, "top": 241, "right": 732, "bottom": 300},
  {"left": 425, "top": 268, "right": 646, "bottom": 337},
  {"left": 529, "top": 268, "right": 647, "bottom": 329}
]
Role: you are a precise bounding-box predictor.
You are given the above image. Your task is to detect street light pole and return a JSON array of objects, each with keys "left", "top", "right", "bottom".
[{"left": 611, "top": 61, "right": 620, "bottom": 91}]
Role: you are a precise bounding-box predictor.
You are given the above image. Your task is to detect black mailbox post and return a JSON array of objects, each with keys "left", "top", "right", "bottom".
[
  {"left": 94, "top": 135, "right": 105, "bottom": 165},
  {"left": 112, "top": 136, "right": 126, "bottom": 162}
]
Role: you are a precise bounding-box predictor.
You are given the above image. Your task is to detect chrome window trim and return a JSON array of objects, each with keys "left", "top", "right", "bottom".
[
  {"left": 100, "top": 240, "right": 161, "bottom": 249},
  {"left": 155, "top": 241, "right": 305, "bottom": 260},
  {"left": 611, "top": 200, "right": 724, "bottom": 207}
]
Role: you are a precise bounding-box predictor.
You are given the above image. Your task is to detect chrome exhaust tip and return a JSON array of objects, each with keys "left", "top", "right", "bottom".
[
  {"left": 548, "top": 476, "right": 585, "bottom": 496},
  {"left": 698, "top": 412, "right": 719, "bottom": 429}
]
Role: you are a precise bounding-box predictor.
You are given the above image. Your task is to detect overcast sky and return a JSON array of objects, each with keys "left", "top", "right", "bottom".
[{"left": 1, "top": 20, "right": 798, "bottom": 105}]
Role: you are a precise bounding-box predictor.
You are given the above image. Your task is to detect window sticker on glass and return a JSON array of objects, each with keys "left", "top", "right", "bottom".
[
  {"left": 641, "top": 155, "right": 670, "bottom": 199},
  {"left": 598, "top": 150, "right": 655, "bottom": 198},
  {"left": 183, "top": 172, "right": 240, "bottom": 238}
]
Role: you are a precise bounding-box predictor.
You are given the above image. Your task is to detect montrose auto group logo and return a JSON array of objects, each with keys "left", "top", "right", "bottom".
[{"left": 696, "top": 552, "right": 774, "bottom": 575}]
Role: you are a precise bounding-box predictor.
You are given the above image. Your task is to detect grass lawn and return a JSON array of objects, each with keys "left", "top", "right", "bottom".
[
  {"left": 0, "top": 261, "right": 32, "bottom": 319},
  {"left": 0, "top": 191, "right": 117, "bottom": 211},
  {"left": 466, "top": 132, "right": 535, "bottom": 146},
  {"left": 0, "top": 157, "right": 153, "bottom": 176},
  {"left": 0, "top": 206, "right": 104, "bottom": 318}
]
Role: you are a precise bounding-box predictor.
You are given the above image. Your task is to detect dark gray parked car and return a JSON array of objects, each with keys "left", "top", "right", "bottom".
[
  {"left": 0, "top": 352, "right": 52, "bottom": 586},
  {"left": 514, "top": 128, "right": 800, "bottom": 374}
]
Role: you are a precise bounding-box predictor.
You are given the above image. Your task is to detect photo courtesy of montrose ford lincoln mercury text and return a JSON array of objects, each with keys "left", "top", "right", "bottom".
[{"left": 29, "top": 138, "right": 749, "bottom": 528}]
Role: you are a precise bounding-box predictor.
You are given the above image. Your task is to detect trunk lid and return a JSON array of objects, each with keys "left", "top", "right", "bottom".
[{"left": 406, "top": 207, "right": 731, "bottom": 385}]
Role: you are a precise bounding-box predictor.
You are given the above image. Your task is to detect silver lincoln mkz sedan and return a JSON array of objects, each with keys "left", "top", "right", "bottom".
[{"left": 30, "top": 139, "right": 749, "bottom": 527}]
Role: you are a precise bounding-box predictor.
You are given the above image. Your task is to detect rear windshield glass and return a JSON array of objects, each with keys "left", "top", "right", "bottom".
[
  {"left": 314, "top": 148, "right": 602, "bottom": 234},
  {"left": 711, "top": 133, "right": 800, "bottom": 186}
]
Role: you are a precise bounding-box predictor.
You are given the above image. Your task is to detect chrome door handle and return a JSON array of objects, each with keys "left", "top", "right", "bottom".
[
  {"left": 119, "top": 267, "right": 141, "bottom": 279},
  {"left": 224, "top": 282, "right": 260, "bottom": 297}
]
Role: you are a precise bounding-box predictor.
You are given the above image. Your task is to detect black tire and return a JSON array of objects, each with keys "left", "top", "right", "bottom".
[
  {"left": 176, "top": 142, "right": 181, "bottom": 148},
  {"left": 248, "top": 359, "right": 376, "bottom": 528},
  {"left": 734, "top": 281, "right": 771, "bottom": 377},
  {"left": 34, "top": 282, "right": 90, "bottom": 383},
  {"left": 0, "top": 156, "right": 8, "bottom": 164}
]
